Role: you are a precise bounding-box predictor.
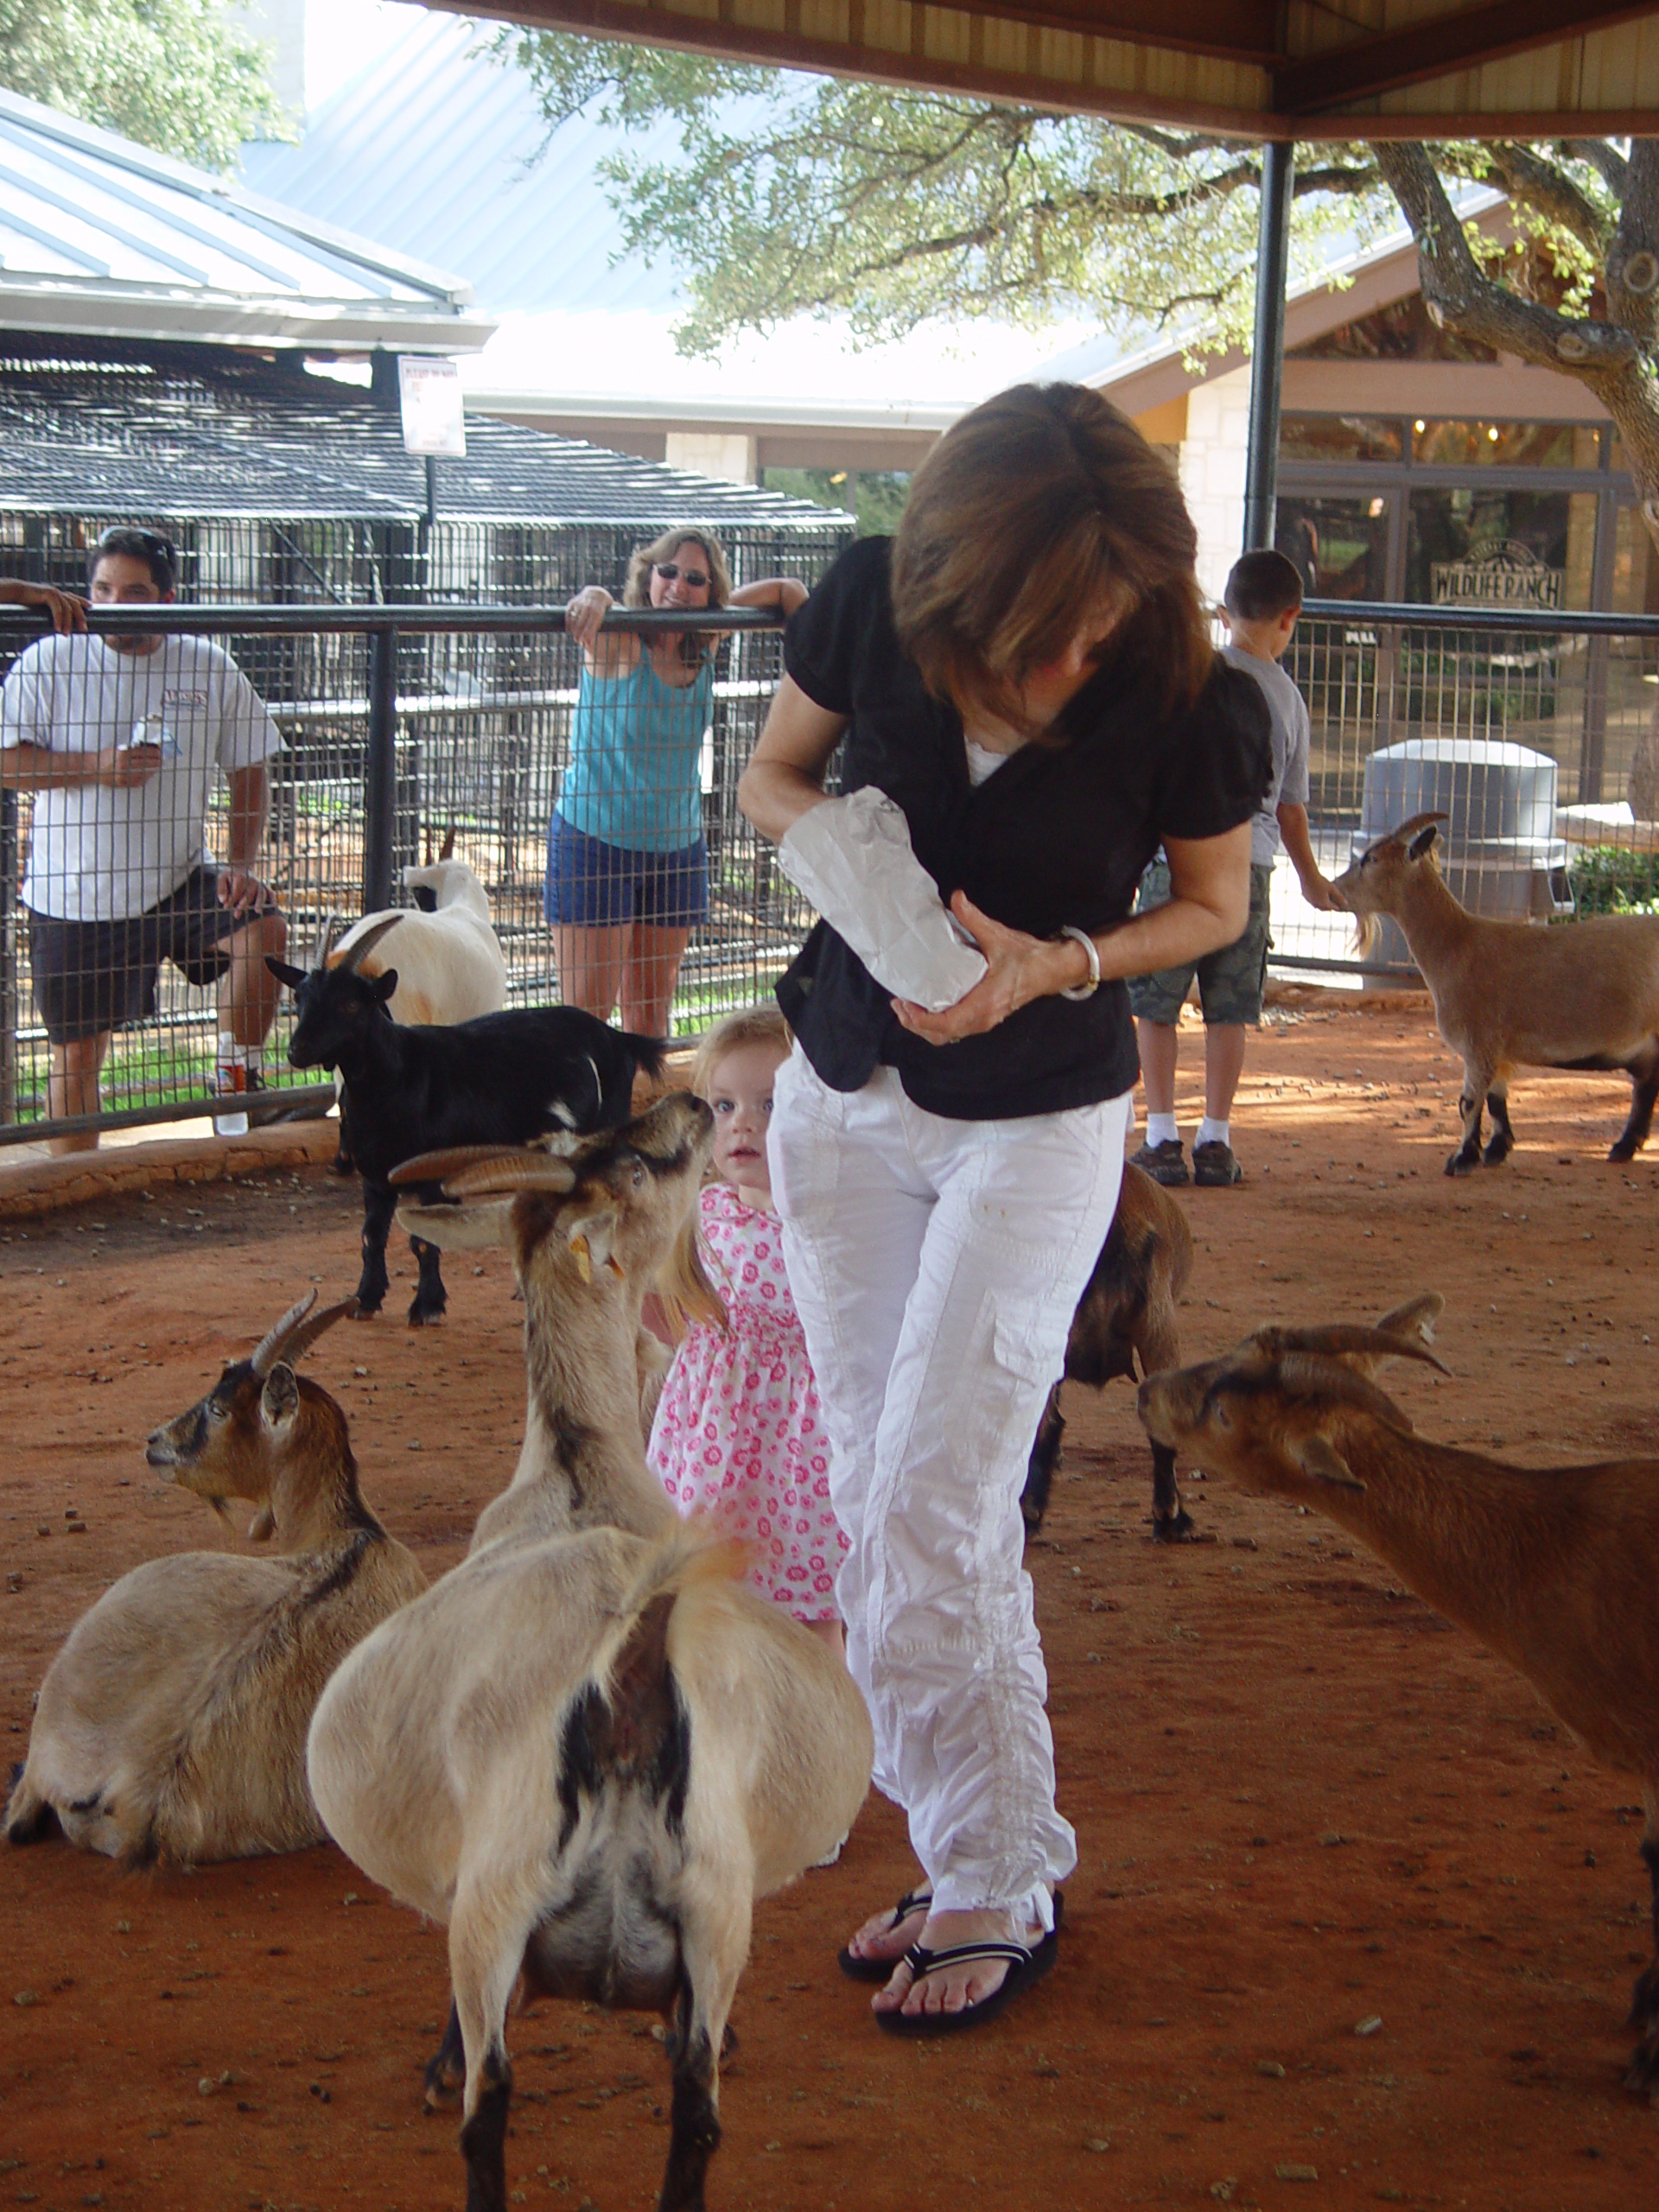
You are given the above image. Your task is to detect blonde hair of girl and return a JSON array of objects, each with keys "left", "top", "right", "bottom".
[{"left": 656, "top": 1004, "right": 793, "bottom": 1338}]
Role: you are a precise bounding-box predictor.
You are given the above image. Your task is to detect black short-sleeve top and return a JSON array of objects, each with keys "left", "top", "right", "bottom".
[{"left": 777, "top": 535, "right": 1272, "bottom": 1120}]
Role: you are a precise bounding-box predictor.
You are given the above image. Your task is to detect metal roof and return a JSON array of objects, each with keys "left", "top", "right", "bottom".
[
  {"left": 239, "top": 11, "right": 684, "bottom": 317},
  {"left": 0, "top": 84, "right": 495, "bottom": 352},
  {"left": 0, "top": 333, "right": 855, "bottom": 528}
]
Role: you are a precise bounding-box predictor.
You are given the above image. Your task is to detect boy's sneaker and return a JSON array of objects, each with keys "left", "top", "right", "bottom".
[
  {"left": 1130, "top": 1137, "right": 1190, "bottom": 1186},
  {"left": 1192, "top": 1139, "right": 1243, "bottom": 1186}
]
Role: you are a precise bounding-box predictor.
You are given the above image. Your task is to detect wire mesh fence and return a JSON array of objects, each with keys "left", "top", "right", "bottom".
[
  {"left": 1255, "top": 599, "right": 1659, "bottom": 981},
  {"left": 0, "top": 592, "right": 819, "bottom": 1144},
  {"left": 8, "top": 582, "right": 1659, "bottom": 1144}
]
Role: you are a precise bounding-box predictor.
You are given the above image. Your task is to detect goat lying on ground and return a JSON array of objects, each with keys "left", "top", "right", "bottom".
[
  {"left": 4, "top": 1294, "right": 426, "bottom": 1864},
  {"left": 1137, "top": 1292, "right": 1659, "bottom": 2098},
  {"left": 1333, "top": 813, "right": 1659, "bottom": 1173},
  {"left": 268, "top": 925, "right": 664, "bottom": 1325},
  {"left": 306, "top": 1095, "right": 873, "bottom": 2212},
  {"left": 1021, "top": 1160, "right": 1195, "bottom": 1538},
  {"left": 328, "top": 830, "right": 509, "bottom": 1176}
]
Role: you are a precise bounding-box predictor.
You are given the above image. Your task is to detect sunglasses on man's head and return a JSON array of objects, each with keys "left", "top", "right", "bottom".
[
  {"left": 654, "top": 562, "right": 710, "bottom": 589},
  {"left": 97, "top": 527, "right": 177, "bottom": 563}
]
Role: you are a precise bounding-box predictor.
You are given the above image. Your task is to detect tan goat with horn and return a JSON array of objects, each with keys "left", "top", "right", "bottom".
[
  {"left": 305, "top": 1093, "right": 873, "bottom": 2212},
  {"left": 3, "top": 1293, "right": 426, "bottom": 1865},
  {"left": 1332, "top": 811, "right": 1659, "bottom": 1173},
  {"left": 1138, "top": 1293, "right": 1659, "bottom": 2099}
]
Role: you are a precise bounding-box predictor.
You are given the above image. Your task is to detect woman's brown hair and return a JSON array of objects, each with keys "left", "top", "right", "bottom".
[
  {"left": 655, "top": 1005, "right": 793, "bottom": 1338},
  {"left": 891, "top": 382, "right": 1215, "bottom": 729},
  {"left": 623, "top": 528, "right": 734, "bottom": 668}
]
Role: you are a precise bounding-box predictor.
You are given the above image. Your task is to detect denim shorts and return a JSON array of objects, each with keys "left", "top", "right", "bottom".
[
  {"left": 543, "top": 812, "right": 709, "bottom": 930},
  {"left": 1126, "top": 861, "right": 1274, "bottom": 1027},
  {"left": 28, "top": 865, "right": 245, "bottom": 1045}
]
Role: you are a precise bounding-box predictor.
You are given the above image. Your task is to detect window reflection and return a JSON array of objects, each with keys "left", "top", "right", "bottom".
[
  {"left": 1410, "top": 421, "right": 1595, "bottom": 469},
  {"left": 1280, "top": 415, "right": 1402, "bottom": 463},
  {"left": 1275, "top": 496, "right": 1389, "bottom": 600}
]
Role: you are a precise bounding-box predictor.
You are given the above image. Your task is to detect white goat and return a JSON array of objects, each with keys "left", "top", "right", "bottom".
[
  {"left": 1333, "top": 811, "right": 1659, "bottom": 1173},
  {"left": 327, "top": 831, "right": 508, "bottom": 1176},
  {"left": 1138, "top": 1292, "right": 1659, "bottom": 2098},
  {"left": 331, "top": 829, "right": 508, "bottom": 1027},
  {"left": 305, "top": 1095, "right": 873, "bottom": 2212},
  {"left": 3, "top": 1294, "right": 427, "bottom": 1865}
]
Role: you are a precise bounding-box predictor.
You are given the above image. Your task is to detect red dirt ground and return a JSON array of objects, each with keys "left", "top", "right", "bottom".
[{"left": 3, "top": 996, "right": 1656, "bottom": 2212}]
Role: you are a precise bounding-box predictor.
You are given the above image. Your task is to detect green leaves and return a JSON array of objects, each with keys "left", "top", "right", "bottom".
[
  {"left": 0, "top": 0, "right": 290, "bottom": 172},
  {"left": 502, "top": 29, "right": 1383, "bottom": 359}
]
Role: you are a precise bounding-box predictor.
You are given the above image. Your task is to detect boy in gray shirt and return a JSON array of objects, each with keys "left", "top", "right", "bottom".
[{"left": 1128, "top": 549, "right": 1340, "bottom": 1186}]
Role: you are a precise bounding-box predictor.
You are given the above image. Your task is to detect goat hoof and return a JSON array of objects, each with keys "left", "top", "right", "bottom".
[
  {"left": 1480, "top": 1143, "right": 1510, "bottom": 1167},
  {"left": 1445, "top": 1152, "right": 1479, "bottom": 1177},
  {"left": 408, "top": 1304, "right": 447, "bottom": 1329},
  {"left": 1610, "top": 1140, "right": 1639, "bottom": 1163},
  {"left": 1151, "top": 1508, "right": 1196, "bottom": 1544},
  {"left": 1622, "top": 2050, "right": 1659, "bottom": 2101}
]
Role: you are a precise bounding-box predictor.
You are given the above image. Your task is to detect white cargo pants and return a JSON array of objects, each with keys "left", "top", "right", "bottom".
[{"left": 769, "top": 1048, "right": 1130, "bottom": 1929}]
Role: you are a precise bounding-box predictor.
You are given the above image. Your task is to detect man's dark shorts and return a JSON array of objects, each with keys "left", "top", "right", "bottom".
[
  {"left": 28, "top": 866, "right": 245, "bottom": 1045},
  {"left": 1126, "top": 861, "right": 1274, "bottom": 1028}
]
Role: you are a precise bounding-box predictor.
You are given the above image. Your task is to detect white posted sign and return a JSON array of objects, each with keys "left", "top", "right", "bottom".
[{"left": 398, "top": 356, "right": 467, "bottom": 458}]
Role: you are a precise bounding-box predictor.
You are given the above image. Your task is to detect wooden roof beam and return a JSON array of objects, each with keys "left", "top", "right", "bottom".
[{"left": 1275, "top": 0, "right": 1658, "bottom": 114}]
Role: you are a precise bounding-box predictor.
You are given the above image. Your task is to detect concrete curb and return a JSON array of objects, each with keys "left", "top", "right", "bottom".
[{"left": 0, "top": 1120, "right": 340, "bottom": 1220}]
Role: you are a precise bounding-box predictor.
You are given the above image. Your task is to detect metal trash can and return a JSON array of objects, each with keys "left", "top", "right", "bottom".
[{"left": 1352, "top": 738, "right": 1573, "bottom": 984}]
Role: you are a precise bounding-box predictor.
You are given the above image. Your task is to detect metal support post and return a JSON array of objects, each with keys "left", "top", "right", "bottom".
[
  {"left": 1243, "top": 141, "right": 1295, "bottom": 554},
  {"left": 364, "top": 626, "right": 397, "bottom": 912}
]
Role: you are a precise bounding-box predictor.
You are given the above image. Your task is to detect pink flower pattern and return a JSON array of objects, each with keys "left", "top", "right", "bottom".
[{"left": 648, "top": 1183, "right": 847, "bottom": 1624}]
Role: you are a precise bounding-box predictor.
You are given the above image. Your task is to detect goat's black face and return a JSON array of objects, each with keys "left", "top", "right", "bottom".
[{"left": 268, "top": 959, "right": 397, "bottom": 1071}]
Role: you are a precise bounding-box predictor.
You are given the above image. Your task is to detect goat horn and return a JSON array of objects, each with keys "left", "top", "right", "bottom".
[
  {"left": 440, "top": 824, "right": 456, "bottom": 861},
  {"left": 251, "top": 1290, "right": 318, "bottom": 1378},
  {"left": 440, "top": 1154, "right": 582, "bottom": 1198},
  {"left": 337, "top": 914, "right": 402, "bottom": 975},
  {"left": 390, "top": 1143, "right": 536, "bottom": 1188},
  {"left": 278, "top": 1294, "right": 359, "bottom": 1366},
  {"left": 1262, "top": 1325, "right": 1449, "bottom": 1374}
]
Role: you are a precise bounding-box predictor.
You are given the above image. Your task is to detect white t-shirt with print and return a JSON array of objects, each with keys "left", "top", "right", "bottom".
[{"left": 2, "top": 634, "right": 283, "bottom": 921}]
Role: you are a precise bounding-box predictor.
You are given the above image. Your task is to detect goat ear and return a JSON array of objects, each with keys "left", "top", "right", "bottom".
[
  {"left": 1294, "top": 1432, "right": 1366, "bottom": 1494},
  {"left": 395, "top": 1195, "right": 516, "bottom": 1250},
  {"left": 266, "top": 957, "right": 307, "bottom": 990},
  {"left": 246, "top": 1504, "right": 276, "bottom": 1542},
  {"left": 1406, "top": 823, "right": 1441, "bottom": 861},
  {"left": 566, "top": 1204, "right": 622, "bottom": 1281},
  {"left": 260, "top": 1364, "right": 301, "bottom": 1432},
  {"left": 372, "top": 967, "right": 397, "bottom": 1004}
]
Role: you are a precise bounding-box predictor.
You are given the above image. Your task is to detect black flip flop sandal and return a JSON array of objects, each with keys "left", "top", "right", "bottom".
[
  {"left": 837, "top": 1887, "right": 933, "bottom": 1983},
  {"left": 874, "top": 1912, "right": 1061, "bottom": 2037}
]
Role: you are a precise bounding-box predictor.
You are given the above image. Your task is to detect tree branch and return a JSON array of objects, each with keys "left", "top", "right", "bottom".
[{"left": 1484, "top": 141, "right": 1608, "bottom": 257}]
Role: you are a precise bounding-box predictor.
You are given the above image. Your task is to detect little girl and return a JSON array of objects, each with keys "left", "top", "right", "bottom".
[{"left": 648, "top": 1007, "right": 848, "bottom": 1648}]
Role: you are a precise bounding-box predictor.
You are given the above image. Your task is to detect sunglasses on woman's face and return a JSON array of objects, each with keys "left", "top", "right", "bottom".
[{"left": 654, "top": 562, "right": 710, "bottom": 588}]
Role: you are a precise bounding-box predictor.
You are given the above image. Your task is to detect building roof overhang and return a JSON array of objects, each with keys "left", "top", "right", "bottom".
[
  {"left": 437, "top": 0, "right": 1659, "bottom": 140},
  {"left": 0, "top": 86, "right": 497, "bottom": 354}
]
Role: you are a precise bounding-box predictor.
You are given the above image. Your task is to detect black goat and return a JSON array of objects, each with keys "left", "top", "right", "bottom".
[
  {"left": 1020, "top": 1161, "right": 1196, "bottom": 1541},
  {"left": 268, "top": 921, "right": 664, "bottom": 1325}
]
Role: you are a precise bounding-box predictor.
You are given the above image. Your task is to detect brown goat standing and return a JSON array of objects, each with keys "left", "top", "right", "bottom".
[
  {"left": 1332, "top": 812, "right": 1659, "bottom": 1173},
  {"left": 1137, "top": 1293, "right": 1659, "bottom": 2098},
  {"left": 1021, "top": 1160, "right": 1195, "bottom": 1538},
  {"left": 3, "top": 1294, "right": 427, "bottom": 1865}
]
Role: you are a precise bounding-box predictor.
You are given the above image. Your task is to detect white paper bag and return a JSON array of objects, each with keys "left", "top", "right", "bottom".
[{"left": 778, "top": 789, "right": 988, "bottom": 1011}]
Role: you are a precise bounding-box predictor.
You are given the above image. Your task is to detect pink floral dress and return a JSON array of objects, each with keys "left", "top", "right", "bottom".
[{"left": 648, "top": 1183, "right": 847, "bottom": 1623}]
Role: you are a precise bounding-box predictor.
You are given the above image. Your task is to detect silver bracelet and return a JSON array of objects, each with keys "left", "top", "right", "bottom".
[{"left": 1055, "top": 924, "right": 1101, "bottom": 1001}]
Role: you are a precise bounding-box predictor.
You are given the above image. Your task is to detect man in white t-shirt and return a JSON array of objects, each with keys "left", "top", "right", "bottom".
[{"left": 0, "top": 527, "right": 288, "bottom": 1154}]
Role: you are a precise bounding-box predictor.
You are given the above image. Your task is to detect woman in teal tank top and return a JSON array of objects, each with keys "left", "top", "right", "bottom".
[{"left": 549, "top": 527, "right": 806, "bottom": 1035}]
